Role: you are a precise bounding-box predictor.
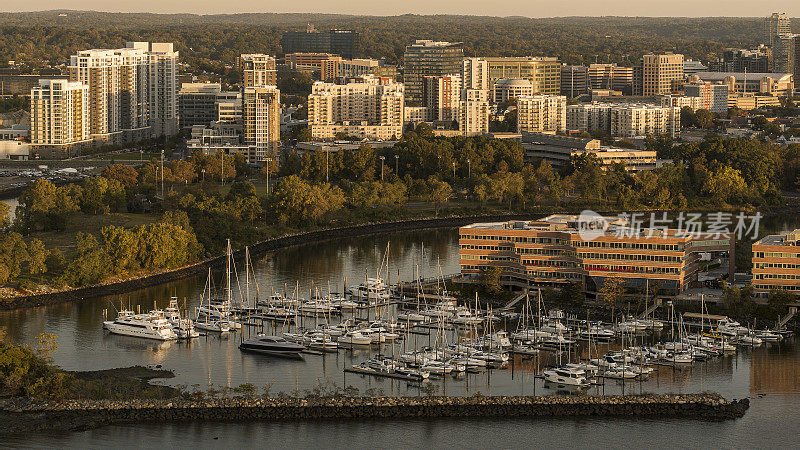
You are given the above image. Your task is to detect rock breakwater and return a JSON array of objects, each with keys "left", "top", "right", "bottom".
[{"left": 0, "top": 393, "right": 749, "bottom": 434}]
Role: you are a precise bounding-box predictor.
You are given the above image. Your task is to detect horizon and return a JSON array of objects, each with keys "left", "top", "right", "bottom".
[{"left": 2, "top": 6, "right": 799, "bottom": 18}]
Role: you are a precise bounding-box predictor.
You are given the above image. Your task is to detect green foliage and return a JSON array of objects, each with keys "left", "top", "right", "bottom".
[
  {"left": 479, "top": 266, "right": 504, "bottom": 296},
  {"left": 269, "top": 175, "right": 345, "bottom": 226}
]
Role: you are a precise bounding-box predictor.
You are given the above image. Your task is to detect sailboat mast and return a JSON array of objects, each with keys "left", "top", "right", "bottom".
[{"left": 226, "top": 239, "right": 232, "bottom": 305}]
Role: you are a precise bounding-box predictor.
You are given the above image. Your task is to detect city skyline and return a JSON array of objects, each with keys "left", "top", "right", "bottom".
[{"left": 2, "top": 4, "right": 800, "bottom": 17}]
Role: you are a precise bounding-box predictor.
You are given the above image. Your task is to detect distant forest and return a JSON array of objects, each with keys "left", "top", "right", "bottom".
[{"left": 1, "top": 11, "right": 799, "bottom": 75}]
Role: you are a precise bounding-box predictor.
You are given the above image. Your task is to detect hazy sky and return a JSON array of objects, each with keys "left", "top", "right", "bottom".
[{"left": 3, "top": 3, "right": 799, "bottom": 17}]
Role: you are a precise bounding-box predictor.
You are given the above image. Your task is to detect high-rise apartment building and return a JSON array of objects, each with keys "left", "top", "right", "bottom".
[
  {"left": 767, "top": 13, "right": 791, "bottom": 47},
  {"left": 284, "top": 53, "right": 342, "bottom": 81},
  {"left": 30, "top": 79, "right": 90, "bottom": 148},
  {"left": 484, "top": 57, "right": 561, "bottom": 95},
  {"left": 773, "top": 34, "right": 799, "bottom": 85},
  {"left": 140, "top": 42, "right": 179, "bottom": 138},
  {"left": 588, "top": 64, "right": 634, "bottom": 92},
  {"left": 242, "top": 85, "right": 280, "bottom": 160},
  {"left": 307, "top": 76, "right": 404, "bottom": 140},
  {"left": 68, "top": 42, "right": 178, "bottom": 142},
  {"left": 516, "top": 95, "right": 567, "bottom": 134},
  {"left": 567, "top": 102, "right": 679, "bottom": 138},
  {"left": 560, "top": 65, "right": 589, "bottom": 98},
  {"left": 239, "top": 54, "right": 277, "bottom": 88},
  {"left": 683, "top": 81, "right": 730, "bottom": 114},
  {"left": 280, "top": 28, "right": 359, "bottom": 59},
  {"left": 709, "top": 48, "right": 771, "bottom": 73},
  {"left": 423, "top": 75, "right": 462, "bottom": 122},
  {"left": 459, "top": 89, "right": 490, "bottom": 135},
  {"left": 403, "top": 40, "right": 464, "bottom": 105},
  {"left": 462, "top": 58, "right": 489, "bottom": 91},
  {"left": 635, "top": 53, "right": 684, "bottom": 96}
]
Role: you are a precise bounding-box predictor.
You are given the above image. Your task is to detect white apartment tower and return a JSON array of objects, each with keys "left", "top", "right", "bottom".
[
  {"left": 516, "top": 95, "right": 567, "bottom": 133},
  {"left": 30, "top": 79, "right": 90, "bottom": 148},
  {"left": 307, "top": 76, "right": 404, "bottom": 140},
  {"left": 242, "top": 85, "right": 281, "bottom": 160},
  {"left": 462, "top": 58, "right": 489, "bottom": 91},
  {"left": 459, "top": 89, "right": 490, "bottom": 135},
  {"left": 68, "top": 42, "right": 178, "bottom": 143},
  {"left": 567, "top": 102, "right": 679, "bottom": 138}
]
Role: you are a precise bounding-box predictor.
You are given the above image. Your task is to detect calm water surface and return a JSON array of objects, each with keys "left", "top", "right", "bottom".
[{"left": 1, "top": 227, "right": 799, "bottom": 447}]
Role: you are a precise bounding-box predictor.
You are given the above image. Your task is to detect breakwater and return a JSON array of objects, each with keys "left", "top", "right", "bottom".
[
  {"left": 0, "top": 393, "right": 749, "bottom": 434},
  {"left": 0, "top": 213, "right": 528, "bottom": 310}
]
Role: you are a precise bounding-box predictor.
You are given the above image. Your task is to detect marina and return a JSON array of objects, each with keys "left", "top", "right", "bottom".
[{"left": 1, "top": 228, "right": 798, "bottom": 445}]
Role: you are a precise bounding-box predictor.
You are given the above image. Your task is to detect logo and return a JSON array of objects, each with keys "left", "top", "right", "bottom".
[{"left": 577, "top": 209, "right": 609, "bottom": 242}]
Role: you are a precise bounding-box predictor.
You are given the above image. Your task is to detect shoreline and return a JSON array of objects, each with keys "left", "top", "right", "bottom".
[
  {"left": 0, "top": 213, "right": 529, "bottom": 310},
  {"left": 0, "top": 393, "right": 749, "bottom": 434}
]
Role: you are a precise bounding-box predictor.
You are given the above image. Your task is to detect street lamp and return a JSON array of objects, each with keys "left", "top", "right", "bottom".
[
  {"left": 452, "top": 161, "right": 456, "bottom": 178},
  {"left": 394, "top": 154, "right": 399, "bottom": 176},
  {"left": 467, "top": 159, "right": 471, "bottom": 178},
  {"left": 264, "top": 157, "right": 273, "bottom": 194},
  {"left": 379, "top": 156, "right": 385, "bottom": 181},
  {"left": 202, "top": 168, "right": 205, "bottom": 184}
]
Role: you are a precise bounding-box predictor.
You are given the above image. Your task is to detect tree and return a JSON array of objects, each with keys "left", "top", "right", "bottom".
[
  {"left": 479, "top": 266, "right": 503, "bottom": 296},
  {"left": 0, "top": 232, "right": 28, "bottom": 284},
  {"left": 702, "top": 166, "right": 747, "bottom": 205},
  {"left": 27, "top": 238, "right": 48, "bottom": 275},
  {"left": 424, "top": 177, "right": 452, "bottom": 216},
  {"left": 170, "top": 160, "right": 196, "bottom": 185},
  {"left": 101, "top": 164, "right": 138, "bottom": 187},
  {"left": 100, "top": 226, "right": 137, "bottom": 273},
  {"left": 0, "top": 202, "right": 9, "bottom": 229},
  {"left": 599, "top": 276, "right": 626, "bottom": 319},
  {"left": 696, "top": 109, "right": 715, "bottom": 129}
]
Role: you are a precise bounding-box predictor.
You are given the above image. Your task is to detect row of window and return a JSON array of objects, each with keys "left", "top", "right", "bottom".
[
  {"left": 522, "top": 259, "right": 579, "bottom": 268},
  {"left": 753, "top": 274, "right": 800, "bottom": 280},
  {"left": 753, "top": 263, "right": 800, "bottom": 269},
  {"left": 460, "top": 234, "right": 570, "bottom": 245},
  {"left": 584, "top": 264, "right": 680, "bottom": 274},
  {"left": 574, "top": 240, "right": 681, "bottom": 251},
  {"left": 754, "top": 252, "right": 800, "bottom": 259},
  {"left": 578, "top": 252, "right": 682, "bottom": 263}
]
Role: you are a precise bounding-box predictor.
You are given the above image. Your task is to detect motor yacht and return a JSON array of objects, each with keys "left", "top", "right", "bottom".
[
  {"left": 239, "top": 335, "right": 305, "bottom": 357},
  {"left": 103, "top": 312, "right": 178, "bottom": 341},
  {"left": 541, "top": 367, "right": 590, "bottom": 387}
]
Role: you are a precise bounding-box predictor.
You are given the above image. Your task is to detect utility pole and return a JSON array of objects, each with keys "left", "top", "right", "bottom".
[
  {"left": 452, "top": 161, "right": 456, "bottom": 178},
  {"left": 379, "top": 155, "right": 385, "bottom": 180},
  {"left": 265, "top": 157, "right": 273, "bottom": 194},
  {"left": 467, "top": 158, "right": 471, "bottom": 178},
  {"left": 325, "top": 150, "right": 329, "bottom": 183},
  {"left": 394, "top": 154, "right": 399, "bottom": 176},
  {"left": 160, "top": 149, "right": 165, "bottom": 198}
]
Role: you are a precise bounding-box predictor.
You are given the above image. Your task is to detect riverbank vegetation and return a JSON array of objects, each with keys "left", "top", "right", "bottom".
[{"left": 1, "top": 131, "right": 799, "bottom": 303}]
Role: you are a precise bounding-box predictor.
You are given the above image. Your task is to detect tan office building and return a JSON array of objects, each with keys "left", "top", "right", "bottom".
[
  {"left": 459, "top": 89, "right": 490, "bottom": 135},
  {"left": 638, "top": 53, "right": 684, "bottom": 96},
  {"left": 752, "top": 229, "right": 800, "bottom": 296},
  {"left": 484, "top": 57, "right": 561, "bottom": 96}
]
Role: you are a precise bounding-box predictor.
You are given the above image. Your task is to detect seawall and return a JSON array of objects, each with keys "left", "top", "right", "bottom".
[
  {"left": 0, "top": 214, "right": 528, "bottom": 310},
  {"left": 0, "top": 393, "right": 749, "bottom": 434}
]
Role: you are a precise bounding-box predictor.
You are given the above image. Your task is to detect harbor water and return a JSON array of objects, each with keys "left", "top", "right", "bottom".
[{"left": 1, "top": 228, "right": 799, "bottom": 447}]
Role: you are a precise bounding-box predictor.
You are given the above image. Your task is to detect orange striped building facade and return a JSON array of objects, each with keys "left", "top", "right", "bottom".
[
  {"left": 459, "top": 216, "right": 734, "bottom": 295},
  {"left": 752, "top": 229, "right": 800, "bottom": 296}
]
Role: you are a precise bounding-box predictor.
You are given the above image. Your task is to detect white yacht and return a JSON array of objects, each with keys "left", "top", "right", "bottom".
[
  {"left": 542, "top": 367, "right": 590, "bottom": 386},
  {"left": 239, "top": 335, "right": 305, "bottom": 357},
  {"left": 350, "top": 278, "right": 391, "bottom": 302},
  {"left": 104, "top": 312, "right": 178, "bottom": 341},
  {"left": 338, "top": 330, "right": 374, "bottom": 345}
]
